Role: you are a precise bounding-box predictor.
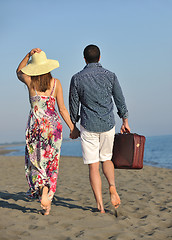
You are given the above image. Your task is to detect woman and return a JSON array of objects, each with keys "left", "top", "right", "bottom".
[{"left": 16, "top": 48, "right": 79, "bottom": 215}]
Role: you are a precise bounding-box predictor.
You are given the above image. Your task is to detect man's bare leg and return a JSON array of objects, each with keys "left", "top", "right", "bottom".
[
  {"left": 89, "top": 162, "right": 105, "bottom": 213},
  {"left": 102, "top": 160, "right": 121, "bottom": 208}
]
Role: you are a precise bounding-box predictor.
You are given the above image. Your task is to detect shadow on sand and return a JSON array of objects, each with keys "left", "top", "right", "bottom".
[{"left": 0, "top": 191, "right": 99, "bottom": 214}]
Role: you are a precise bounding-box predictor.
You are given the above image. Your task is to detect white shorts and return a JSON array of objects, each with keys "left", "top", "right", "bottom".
[{"left": 80, "top": 125, "right": 115, "bottom": 164}]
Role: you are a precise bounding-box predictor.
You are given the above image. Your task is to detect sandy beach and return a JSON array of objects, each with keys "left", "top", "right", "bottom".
[{"left": 0, "top": 155, "right": 172, "bottom": 240}]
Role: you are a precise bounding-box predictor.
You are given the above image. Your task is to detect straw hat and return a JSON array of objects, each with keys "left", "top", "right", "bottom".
[{"left": 21, "top": 51, "right": 59, "bottom": 76}]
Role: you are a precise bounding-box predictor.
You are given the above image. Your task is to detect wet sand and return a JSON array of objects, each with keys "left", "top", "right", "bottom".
[
  {"left": 0, "top": 145, "right": 21, "bottom": 156},
  {"left": 0, "top": 155, "right": 172, "bottom": 240}
]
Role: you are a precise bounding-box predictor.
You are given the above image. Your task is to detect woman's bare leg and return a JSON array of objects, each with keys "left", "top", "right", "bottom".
[
  {"left": 41, "top": 186, "right": 51, "bottom": 215},
  {"left": 89, "top": 162, "right": 105, "bottom": 213},
  {"left": 102, "top": 160, "right": 121, "bottom": 208}
]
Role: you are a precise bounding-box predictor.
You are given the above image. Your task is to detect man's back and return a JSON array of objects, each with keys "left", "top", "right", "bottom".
[{"left": 69, "top": 62, "right": 128, "bottom": 132}]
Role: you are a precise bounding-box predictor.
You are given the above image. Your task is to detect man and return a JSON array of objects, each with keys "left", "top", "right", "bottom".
[{"left": 69, "top": 45, "right": 130, "bottom": 213}]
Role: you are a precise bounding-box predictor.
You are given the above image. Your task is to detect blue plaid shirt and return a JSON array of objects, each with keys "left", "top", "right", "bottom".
[{"left": 69, "top": 63, "right": 128, "bottom": 132}]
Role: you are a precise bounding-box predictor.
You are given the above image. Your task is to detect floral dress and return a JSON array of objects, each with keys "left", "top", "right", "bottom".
[{"left": 25, "top": 79, "right": 62, "bottom": 201}]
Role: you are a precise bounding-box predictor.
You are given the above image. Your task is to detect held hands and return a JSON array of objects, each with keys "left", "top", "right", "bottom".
[
  {"left": 120, "top": 118, "right": 131, "bottom": 134},
  {"left": 70, "top": 126, "right": 80, "bottom": 139}
]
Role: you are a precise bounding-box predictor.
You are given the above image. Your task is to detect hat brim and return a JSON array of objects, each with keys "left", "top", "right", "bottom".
[{"left": 21, "top": 59, "right": 59, "bottom": 76}]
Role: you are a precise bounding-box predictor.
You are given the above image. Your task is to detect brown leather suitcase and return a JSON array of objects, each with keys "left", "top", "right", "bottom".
[{"left": 112, "top": 133, "right": 146, "bottom": 169}]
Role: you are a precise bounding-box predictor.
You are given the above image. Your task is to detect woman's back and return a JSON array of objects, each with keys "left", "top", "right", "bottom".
[{"left": 27, "top": 78, "right": 62, "bottom": 144}]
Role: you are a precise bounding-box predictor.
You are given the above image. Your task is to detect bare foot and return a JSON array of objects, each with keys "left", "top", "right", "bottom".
[
  {"left": 97, "top": 203, "right": 105, "bottom": 213},
  {"left": 41, "top": 186, "right": 51, "bottom": 215},
  {"left": 42, "top": 205, "right": 51, "bottom": 216},
  {"left": 99, "top": 209, "right": 105, "bottom": 213},
  {"left": 109, "top": 185, "right": 121, "bottom": 209}
]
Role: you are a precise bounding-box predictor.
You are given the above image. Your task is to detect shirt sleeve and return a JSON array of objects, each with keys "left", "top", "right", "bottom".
[
  {"left": 69, "top": 76, "right": 80, "bottom": 124},
  {"left": 112, "top": 74, "right": 129, "bottom": 119}
]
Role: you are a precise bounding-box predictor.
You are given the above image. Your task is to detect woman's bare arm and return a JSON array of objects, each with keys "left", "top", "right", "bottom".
[
  {"left": 56, "top": 79, "right": 80, "bottom": 139},
  {"left": 16, "top": 48, "right": 41, "bottom": 85}
]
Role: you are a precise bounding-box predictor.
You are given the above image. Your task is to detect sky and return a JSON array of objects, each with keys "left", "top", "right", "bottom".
[{"left": 0, "top": 0, "right": 172, "bottom": 144}]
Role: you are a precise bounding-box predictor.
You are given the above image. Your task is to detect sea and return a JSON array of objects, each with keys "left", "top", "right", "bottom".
[{"left": 1, "top": 135, "right": 172, "bottom": 169}]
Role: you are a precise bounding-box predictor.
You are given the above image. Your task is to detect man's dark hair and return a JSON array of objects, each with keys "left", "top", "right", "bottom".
[{"left": 83, "top": 45, "right": 100, "bottom": 63}]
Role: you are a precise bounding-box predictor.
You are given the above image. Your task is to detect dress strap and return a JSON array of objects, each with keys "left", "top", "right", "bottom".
[
  {"left": 34, "top": 88, "right": 38, "bottom": 96},
  {"left": 50, "top": 78, "right": 56, "bottom": 97}
]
